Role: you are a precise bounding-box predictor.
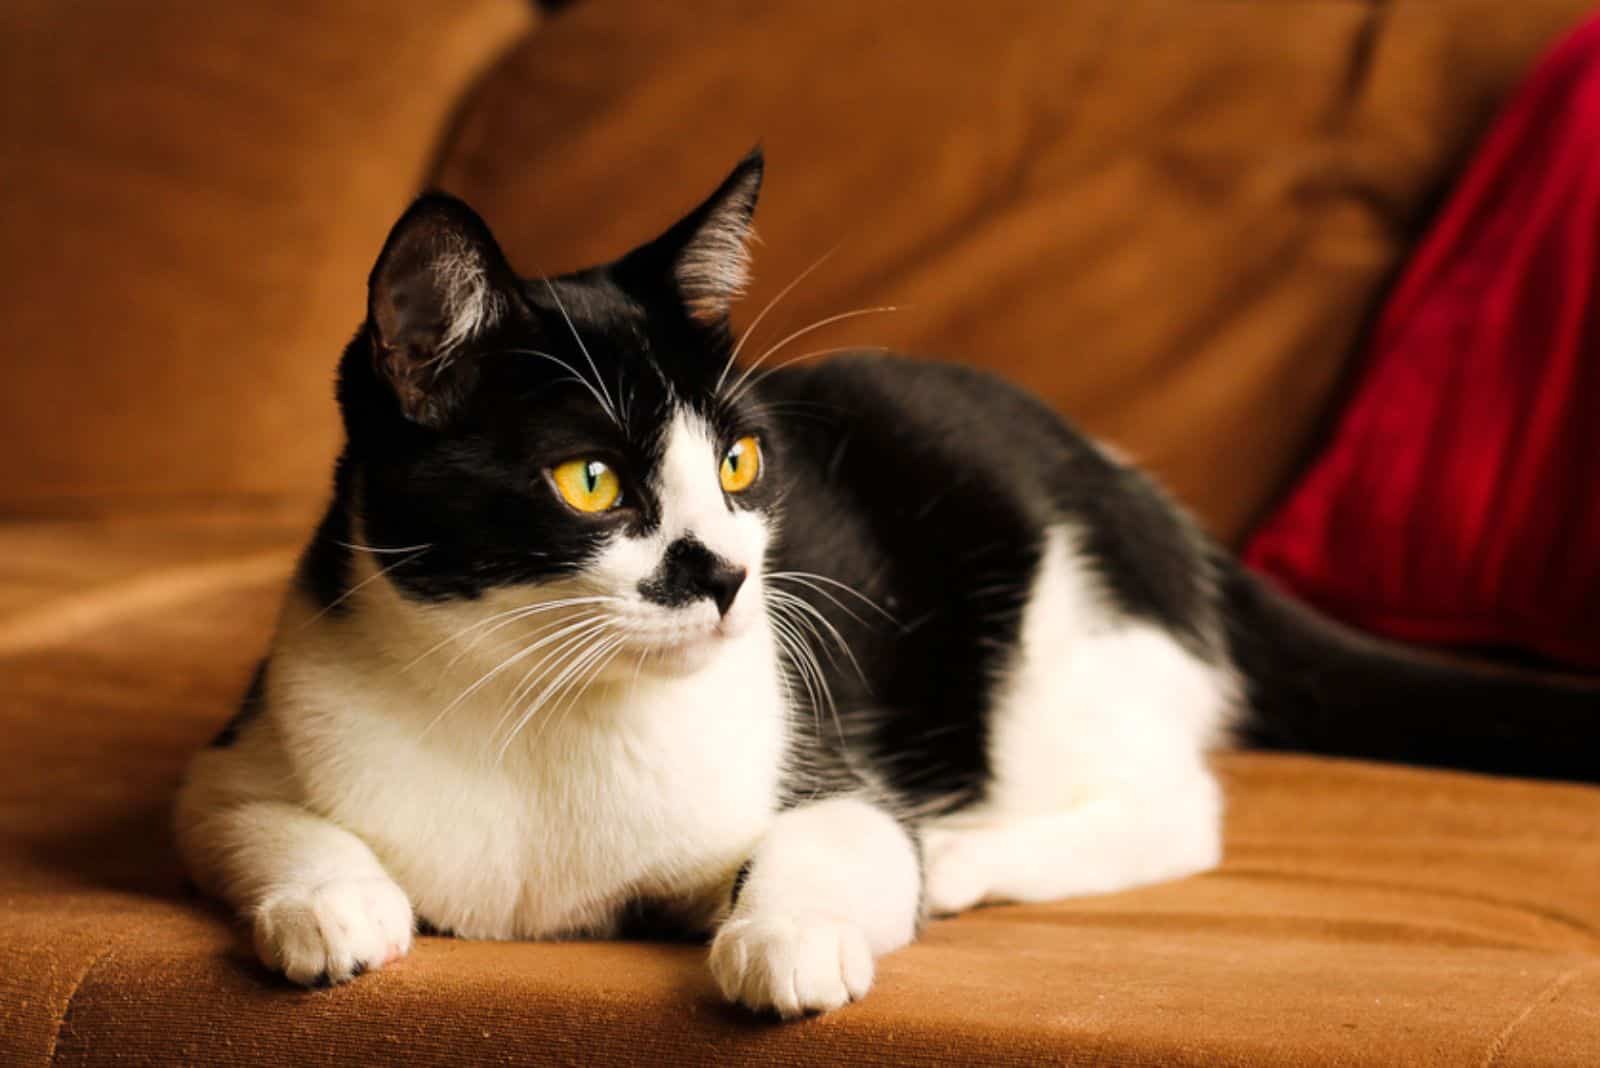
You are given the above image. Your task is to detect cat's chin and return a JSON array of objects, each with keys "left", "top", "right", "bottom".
[
  {"left": 634, "top": 638, "right": 722, "bottom": 678},
  {"left": 620, "top": 616, "right": 750, "bottom": 679}
]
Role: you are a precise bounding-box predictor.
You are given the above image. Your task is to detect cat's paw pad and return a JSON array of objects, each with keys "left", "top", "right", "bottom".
[
  {"left": 709, "top": 915, "right": 874, "bottom": 1018},
  {"left": 253, "top": 877, "right": 413, "bottom": 986},
  {"left": 921, "top": 828, "right": 991, "bottom": 916}
]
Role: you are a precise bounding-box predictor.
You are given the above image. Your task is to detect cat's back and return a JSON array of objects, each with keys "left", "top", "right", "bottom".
[
  {"left": 760, "top": 352, "right": 1082, "bottom": 466},
  {"left": 756, "top": 351, "right": 1065, "bottom": 583},
  {"left": 763, "top": 351, "right": 1217, "bottom": 643}
]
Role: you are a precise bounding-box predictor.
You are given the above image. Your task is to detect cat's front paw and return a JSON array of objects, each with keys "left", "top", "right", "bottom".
[
  {"left": 253, "top": 877, "right": 413, "bottom": 986},
  {"left": 920, "top": 827, "right": 991, "bottom": 916},
  {"left": 709, "top": 915, "right": 874, "bottom": 1018}
]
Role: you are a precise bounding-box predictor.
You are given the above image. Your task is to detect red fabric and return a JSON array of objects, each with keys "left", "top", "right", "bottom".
[{"left": 1244, "top": 14, "right": 1600, "bottom": 670}]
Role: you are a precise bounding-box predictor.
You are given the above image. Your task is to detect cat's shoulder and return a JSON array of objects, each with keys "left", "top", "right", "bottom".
[
  {"left": 760, "top": 351, "right": 1084, "bottom": 452},
  {"left": 765, "top": 350, "right": 1035, "bottom": 403}
]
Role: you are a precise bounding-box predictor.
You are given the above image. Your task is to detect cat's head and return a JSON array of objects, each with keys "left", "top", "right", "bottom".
[{"left": 333, "top": 150, "right": 781, "bottom": 676}]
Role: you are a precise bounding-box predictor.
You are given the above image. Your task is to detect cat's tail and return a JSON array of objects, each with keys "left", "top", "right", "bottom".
[{"left": 1220, "top": 559, "right": 1600, "bottom": 783}]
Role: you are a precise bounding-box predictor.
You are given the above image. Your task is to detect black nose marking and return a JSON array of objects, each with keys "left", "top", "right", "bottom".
[
  {"left": 639, "top": 537, "right": 748, "bottom": 618},
  {"left": 706, "top": 562, "right": 747, "bottom": 617}
]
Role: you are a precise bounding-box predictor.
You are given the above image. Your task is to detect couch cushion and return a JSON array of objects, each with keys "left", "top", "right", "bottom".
[
  {"left": 1246, "top": 12, "right": 1600, "bottom": 671},
  {"left": 0, "top": 0, "right": 532, "bottom": 514},
  {"left": 428, "top": 0, "right": 1592, "bottom": 543},
  {"left": 3, "top": 515, "right": 1600, "bottom": 1066}
]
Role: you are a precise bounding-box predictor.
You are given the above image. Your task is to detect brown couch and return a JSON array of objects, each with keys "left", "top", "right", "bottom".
[{"left": 6, "top": 2, "right": 1600, "bottom": 1064}]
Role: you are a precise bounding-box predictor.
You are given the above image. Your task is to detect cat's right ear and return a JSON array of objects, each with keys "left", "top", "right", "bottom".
[{"left": 367, "top": 194, "right": 524, "bottom": 428}]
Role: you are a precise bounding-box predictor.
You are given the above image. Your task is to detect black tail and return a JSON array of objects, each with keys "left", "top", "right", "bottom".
[{"left": 1221, "top": 560, "right": 1600, "bottom": 784}]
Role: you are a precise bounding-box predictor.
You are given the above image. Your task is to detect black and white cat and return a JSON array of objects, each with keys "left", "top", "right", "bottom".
[{"left": 177, "top": 151, "right": 1599, "bottom": 1017}]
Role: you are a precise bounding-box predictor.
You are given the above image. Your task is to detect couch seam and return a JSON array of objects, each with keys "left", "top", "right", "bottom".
[
  {"left": 1478, "top": 962, "right": 1589, "bottom": 1068},
  {"left": 42, "top": 941, "right": 118, "bottom": 1067}
]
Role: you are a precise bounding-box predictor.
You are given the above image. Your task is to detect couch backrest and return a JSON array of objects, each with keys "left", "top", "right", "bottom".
[
  {"left": 0, "top": 1, "right": 531, "bottom": 516},
  {"left": 3, "top": 1, "right": 1590, "bottom": 542},
  {"left": 431, "top": 0, "right": 1593, "bottom": 542}
]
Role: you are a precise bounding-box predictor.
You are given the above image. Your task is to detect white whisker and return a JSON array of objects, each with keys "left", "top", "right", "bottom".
[
  {"left": 501, "top": 632, "right": 623, "bottom": 763},
  {"left": 401, "top": 595, "right": 619, "bottom": 672},
  {"left": 430, "top": 613, "right": 611, "bottom": 734},
  {"left": 438, "top": 597, "right": 618, "bottom": 670},
  {"left": 540, "top": 278, "right": 620, "bottom": 426},
  {"left": 503, "top": 347, "right": 620, "bottom": 428},
  {"left": 715, "top": 246, "right": 839, "bottom": 397},
  {"left": 298, "top": 547, "right": 430, "bottom": 629},
  {"left": 767, "top": 571, "right": 899, "bottom": 625},
  {"left": 420, "top": 616, "right": 603, "bottom": 741},
  {"left": 336, "top": 540, "right": 435, "bottom": 555},
  {"left": 725, "top": 307, "right": 898, "bottom": 403},
  {"left": 483, "top": 618, "right": 613, "bottom": 744},
  {"left": 767, "top": 588, "right": 868, "bottom": 691},
  {"left": 492, "top": 619, "right": 613, "bottom": 740},
  {"left": 734, "top": 344, "right": 895, "bottom": 401},
  {"left": 768, "top": 611, "right": 824, "bottom": 739},
  {"left": 767, "top": 621, "right": 819, "bottom": 739},
  {"left": 767, "top": 596, "right": 845, "bottom": 748}
]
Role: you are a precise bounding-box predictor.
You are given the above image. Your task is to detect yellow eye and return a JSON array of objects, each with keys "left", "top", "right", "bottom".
[
  {"left": 551, "top": 458, "right": 622, "bottom": 513},
  {"left": 720, "top": 436, "right": 762, "bottom": 494}
]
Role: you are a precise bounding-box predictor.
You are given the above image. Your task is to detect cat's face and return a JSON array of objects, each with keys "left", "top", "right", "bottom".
[{"left": 337, "top": 153, "right": 782, "bottom": 676}]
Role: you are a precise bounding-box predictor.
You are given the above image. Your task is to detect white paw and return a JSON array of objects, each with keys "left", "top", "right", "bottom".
[
  {"left": 710, "top": 915, "right": 874, "bottom": 1018},
  {"left": 920, "top": 828, "right": 991, "bottom": 916},
  {"left": 253, "top": 877, "right": 414, "bottom": 986}
]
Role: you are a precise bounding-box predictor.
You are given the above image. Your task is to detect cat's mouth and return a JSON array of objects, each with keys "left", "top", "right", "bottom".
[
  {"left": 614, "top": 613, "right": 745, "bottom": 676},
  {"left": 629, "top": 629, "right": 722, "bottom": 675}
]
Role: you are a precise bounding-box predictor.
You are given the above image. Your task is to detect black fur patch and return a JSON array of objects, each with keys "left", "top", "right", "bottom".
[
  {"left": 759, "top": 357, "right": 1055, "bottom": 810},
  {"left": 294, "top": 458, "right": 355, "bottom": 615},
  {"left": 415, "top": 916, "right": 455, "bottom": 938},
  {"left": 1224, "top": 559, "right": 1600, "bottom": 782},
  {"left": 211, "top": 660, "right": 268, "bottom": 748},
  {"left": 638, "top": 536, "right": 746, "bottom": 615},
  {"left": 728, "top": 859, "right": 753, "bottom": 908},
  {"left": 615, "top": 897, "right": 710, "bottom": 943}
]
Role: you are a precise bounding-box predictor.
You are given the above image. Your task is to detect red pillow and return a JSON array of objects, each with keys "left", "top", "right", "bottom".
[{"left": 1244, "top": 13, "right": 1600, "bottom": 671}]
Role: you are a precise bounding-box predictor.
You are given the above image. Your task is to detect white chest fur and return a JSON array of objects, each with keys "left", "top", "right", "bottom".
[{"left": 269, "top": 591, "right": 788, "bottom": 940}]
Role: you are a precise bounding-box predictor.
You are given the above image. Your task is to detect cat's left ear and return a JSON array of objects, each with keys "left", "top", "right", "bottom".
[{"left": 622, "top": 148, "right": 763, "bottom": 325}]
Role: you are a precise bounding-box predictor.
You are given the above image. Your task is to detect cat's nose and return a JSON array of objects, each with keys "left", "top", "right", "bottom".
[
  {"left": 640, "top": 537, "right": 748, "bottom": 618},
  {"left": 704, "top": 561, "right": 747, "bottom": 618}
]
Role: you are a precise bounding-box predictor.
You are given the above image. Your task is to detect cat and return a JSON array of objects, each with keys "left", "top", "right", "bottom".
[{"left": 175, "top": 149, "right": 1600, "bottom": 1017}]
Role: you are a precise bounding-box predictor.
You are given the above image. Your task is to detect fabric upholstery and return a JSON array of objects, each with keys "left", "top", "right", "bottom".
[
  {"left": 429, "top": 0, "right": 1595, "bottom": 544},
  {"left": 7, "top": 2, "right": 1600, "bottom": 1065},
  {"left": 5, "top": 515, "right": 1600, "bottom": 1066},
  {"left": 0, "top": 0, "right": 533, "bottom": 514},
  {"left": 1246, "top": 13, "right": 1600, "bottom": 670}
]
